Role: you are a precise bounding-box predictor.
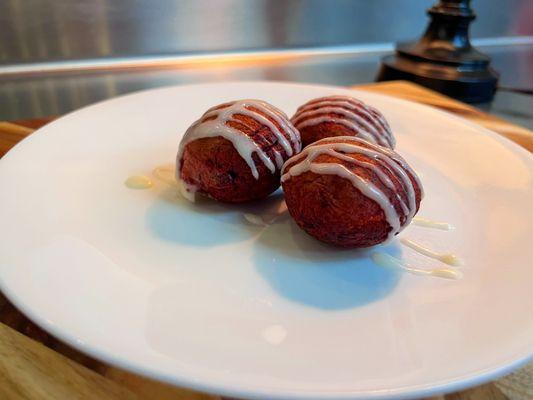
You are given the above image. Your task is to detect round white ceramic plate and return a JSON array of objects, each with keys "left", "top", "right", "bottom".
[{"left": 0, "top": 82, "right": 532, "bottom": 400}]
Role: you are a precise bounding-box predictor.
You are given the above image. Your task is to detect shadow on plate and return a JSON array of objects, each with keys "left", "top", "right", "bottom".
[
  {"left": 253, "top": 219, "right": 402, "bottom": 310},
  {"left": 146, "top": 187, "right": 285, "bottom": 247}
]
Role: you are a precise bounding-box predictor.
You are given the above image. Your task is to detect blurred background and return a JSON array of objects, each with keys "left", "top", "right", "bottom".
[{"left": 0, "top": 0, "right": 532, "bottom": 126}]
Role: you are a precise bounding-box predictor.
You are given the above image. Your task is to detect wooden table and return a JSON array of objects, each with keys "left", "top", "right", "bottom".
[{"left": 1, "top": 81, "right": 532, "bottom": 400}]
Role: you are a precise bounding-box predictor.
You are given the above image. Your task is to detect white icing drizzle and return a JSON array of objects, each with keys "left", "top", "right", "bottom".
[
  {"left": 372, "top": 252, "right": 462, "bottom": 280},
  {"left": 273, "top": 150, "right": 285, "bottom": 169},
  {"left": 178, "top": 180, "right": 196, "bottom": 202},
  {"left": 149, "top": 164, "right": 195, "bottom": 202},
  {"left": 176, "top": 99, "right": 300, "bottom": 184},
  {"left": 412, "top": 216, "right": 454, "bottom": 231},
  {"left": 400, "top": 238, "right": 464, "bottom": 266},
  {"left": 124, "top": 175, "right": 153, "bottom": 190},
  {"left": 243, "top": 202, "right": 288, "bottom": 226},
  {"left": 243, "top": 213, "right": 268, "bottom": 226},
  {"left": 281, "top": 136, "right": 423, "bottom": 241},
  {"left": 152, "top": 164, "right": 178, "bottom": 187},
  {"left": 292, "top": 96, "right": 395, "bottom": 148}
]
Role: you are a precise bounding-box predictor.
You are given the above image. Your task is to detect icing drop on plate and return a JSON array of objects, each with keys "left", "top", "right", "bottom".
[
  {"left": 150, "top": 164, "right": 195, "bottom": 202},
  {"left": 152, "top": 164, "right": 178, "bottom": 187},
  {"left": 243, "top": 202, "right": 288, "bottom": 226},
  {"left": 371, "top": 252, "right": 462, "bottom": 280},
  {"left": 411, "top": 216, "right": 454, "bottom": 231},
  {"left": 244, "top": 213, "right": 268, "bottom": 226},
  {"left": 400, "top": 238, "right": 464, "bottom": 266},
  {"left": 125, "top": 175, "right": 153, "bottom": 189}
]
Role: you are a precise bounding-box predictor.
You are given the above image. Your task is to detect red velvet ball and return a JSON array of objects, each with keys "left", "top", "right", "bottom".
[
  {"left": 177, "top": 100, "right": 301, "bottom": 203},
  {"left": 292, "top": 95, "right": 395, "bottom": 149},
  {"left": 281, "top": 136, "right": 422, "bottom": 248}
]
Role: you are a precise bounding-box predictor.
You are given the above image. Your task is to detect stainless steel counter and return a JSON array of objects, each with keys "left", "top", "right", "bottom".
[
  {"left": 3, "top": 0, "right": 531, "bottom": 64},
  {"left": 1, "top": 44, "right": 532, "bottom": 129}
]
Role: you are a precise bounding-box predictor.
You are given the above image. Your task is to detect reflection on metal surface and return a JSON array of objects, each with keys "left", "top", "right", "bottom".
[
  {"left": 0, "top": 45, "right": 393, "bottom": 77},
  {"left": 1, "top": 0, "right": 532, "bottom": 65},
  {"left": 1, "top": 37, "right": 533, "bottom": 78}
]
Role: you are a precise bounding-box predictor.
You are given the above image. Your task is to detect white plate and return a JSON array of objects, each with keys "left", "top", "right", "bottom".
[{"left": 0, "top": 82, "right": 532, "bottom": 400}]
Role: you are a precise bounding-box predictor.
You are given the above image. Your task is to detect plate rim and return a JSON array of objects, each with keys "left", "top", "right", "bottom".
[{"left": 2, "top": 277, "right": 531, "bottom": 400}]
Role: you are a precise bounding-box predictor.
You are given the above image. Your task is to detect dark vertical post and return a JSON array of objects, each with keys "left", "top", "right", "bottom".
[{"left": 376, "top": 0, "right": 499, "bottom": 103}]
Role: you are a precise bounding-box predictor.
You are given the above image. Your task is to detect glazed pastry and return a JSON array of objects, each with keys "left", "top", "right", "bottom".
[
  {"left": 291, "top": 95, "right": 395, "bottom": 148},
  {"left": 281, "top": 136, "right": 422, "bottom": 248},
  {"left": 177, "top": 99, "right": 301, "bottom": 203}
]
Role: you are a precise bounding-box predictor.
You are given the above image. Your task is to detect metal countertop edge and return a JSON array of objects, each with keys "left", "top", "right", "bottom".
[{"left": 1, "top": 36, "right": 532, "bottom": 78}]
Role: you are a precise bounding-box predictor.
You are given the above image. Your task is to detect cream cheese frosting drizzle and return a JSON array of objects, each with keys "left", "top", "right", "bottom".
[
  {"left": 400, "top": 238, "right": 464, "bottom": 266},
  {"left": 150, "top": 164, "right": 195, "bottom": 202},
  {"left": 125, "top": 175, "right": 153, "bottom": 189},
  {"left": 243, "top": 201, "right": 288, "bottom": 226},
  {"left": 372, "top": 252, "right": 462, "bottom": 280},
  {"left": 152, "top": 164, "right": 178, "bottom": 187},
  {"left": 411, "top": 216, "right": 454, "bottom": 230}
]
